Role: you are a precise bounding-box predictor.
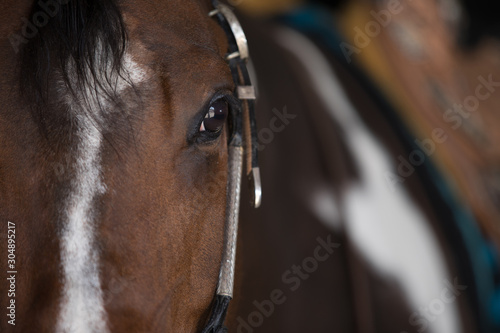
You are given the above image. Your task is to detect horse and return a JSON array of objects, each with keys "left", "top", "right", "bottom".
[
  {"left": 0, "top": 0, "right": 257, "bottom": 332},
  {"left": 224, "top": 1, "right": 500, "bottom": 333},
  {"left": 1, "top": 0, "right": 499, "bottom": 332}
]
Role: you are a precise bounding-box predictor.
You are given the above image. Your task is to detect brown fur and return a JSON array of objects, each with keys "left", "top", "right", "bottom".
[{"left": 0, "top": 1, "right": 234, "bottom": 332}]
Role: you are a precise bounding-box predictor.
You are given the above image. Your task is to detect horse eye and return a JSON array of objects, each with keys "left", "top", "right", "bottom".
[{"left": 199, "top": 99, "right": 228, "bottom": 133}]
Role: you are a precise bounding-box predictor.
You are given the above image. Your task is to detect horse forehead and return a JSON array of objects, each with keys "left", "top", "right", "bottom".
[
  {"left": 121, "top": 2, "right": 232, "bottom": 98},
  {"left": 122, "top": 0, "right": 226, "bottom": 58}
]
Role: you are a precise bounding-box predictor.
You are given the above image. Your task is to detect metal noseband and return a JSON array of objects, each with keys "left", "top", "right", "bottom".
[{"left": 202, "top": 2, "right": 260, "bottom": 333}]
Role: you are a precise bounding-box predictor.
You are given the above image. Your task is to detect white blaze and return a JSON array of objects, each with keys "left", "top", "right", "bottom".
[
  {"left": 56, "top": 114, "right": 109, "bottom": 333},
  {"left": 56, "top": 52, "right": 148, "bottom": 333}
]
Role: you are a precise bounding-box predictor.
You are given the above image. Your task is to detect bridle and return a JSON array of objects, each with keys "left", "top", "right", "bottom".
[{"left": 201, "top": 2, "right": 261, "bottom": 332}]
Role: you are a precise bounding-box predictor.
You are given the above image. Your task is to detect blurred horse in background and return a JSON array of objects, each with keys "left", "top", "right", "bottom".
[{"left": 228, "top": 0, "right": 500, "bottom": 332}]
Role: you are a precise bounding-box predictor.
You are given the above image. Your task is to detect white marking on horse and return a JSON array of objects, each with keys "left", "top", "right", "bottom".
[
  {"left": 57, "top": 116, "right": 109, "bottom": 333},
  {"left": 275, "top": 27, "right": 462, "bottom": 333},
  {"left": 56, "top": 52, "right": 148, "bottom": 333},
  {"left": 310, "top": 186, "right": 342, "bottom": 231}
]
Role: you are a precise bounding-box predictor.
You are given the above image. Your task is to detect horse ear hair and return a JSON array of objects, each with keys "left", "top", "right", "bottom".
[{"left": 201, "top": 294, "right": 231, "bottom": 333}]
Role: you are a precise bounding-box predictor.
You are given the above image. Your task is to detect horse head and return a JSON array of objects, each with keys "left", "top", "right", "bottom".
[{"left": 0, "top": 0, "right": 256, "bottom": 331}]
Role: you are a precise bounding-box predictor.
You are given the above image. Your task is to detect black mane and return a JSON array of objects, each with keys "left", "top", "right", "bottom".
[{"left": 20, "top": 0, "right": 127, "bottom": 130}]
